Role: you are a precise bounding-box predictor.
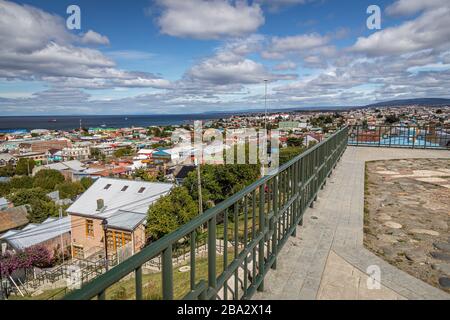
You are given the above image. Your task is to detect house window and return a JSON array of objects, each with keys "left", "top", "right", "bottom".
[
  {"left": 72, "top": 245, "right": 84, "bottom": 259},
  {"left": 138, "top": 187, "right": 146, "bottom": 193},
  {"left": 104, "top": 184, "right": 112, "bottom": 190},
  {"left": 86, "top": 219, "right": 94, "bottom": 237},
  {"left": 121, "top": 186, "right": 129, "bottom": 192},
  {"left": 106, "top": 230, "right": 132, "bottom": 252}
]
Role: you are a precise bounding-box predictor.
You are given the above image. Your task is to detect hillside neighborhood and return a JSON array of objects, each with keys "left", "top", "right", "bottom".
[{"left": 0, "top": 105, "right": 449, "bottom": 299}]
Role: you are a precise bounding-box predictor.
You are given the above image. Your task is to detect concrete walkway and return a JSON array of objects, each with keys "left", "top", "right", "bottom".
[{"left": 253, "top": 147, "right": 450, "bottom": 300}]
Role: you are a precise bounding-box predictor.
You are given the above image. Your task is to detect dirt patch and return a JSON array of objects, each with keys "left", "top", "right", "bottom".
[{"left": 364, "top": 158, "right": 450, "bottom": 293}]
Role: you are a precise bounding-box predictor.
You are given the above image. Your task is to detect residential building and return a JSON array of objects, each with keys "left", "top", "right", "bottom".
[
  {"left": 66, "top": 178, "right": 173, "bottom": 259},
  {"left": 61, "top": 145, "right": 91, "bottom": 161},
  {"left": 33, "top": 159, "right": 86, "bottom": 180},
  {"left": 0, "top": 216, "right": 70, "bottom": 256},
  {"left": 0, "top": 153, "right": 17, "bottom": 167}
]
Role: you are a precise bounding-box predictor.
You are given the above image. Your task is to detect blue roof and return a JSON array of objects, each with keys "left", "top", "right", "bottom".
[{"left": 153, "top": 150, "right": 170, "bottom": 156}]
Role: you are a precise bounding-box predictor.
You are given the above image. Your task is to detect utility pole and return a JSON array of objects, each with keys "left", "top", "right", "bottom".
[
  {"left": 59, "top": 207, "right": 65, "bottom": 264},
  {"left": 264, "top": 79, "right": 268, "bottom": 131},
  {"left": 262, "top": 79, "right": 268, "bottom": 176},
  {"left": 195, "top": 158, "right": 203, "bottom": 215},
  {"left": 194, "top": 121, "right": 203, "bottom": 215}
]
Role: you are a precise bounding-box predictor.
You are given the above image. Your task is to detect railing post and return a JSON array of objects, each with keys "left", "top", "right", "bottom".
[
  {"left": 207, "top": 216, "right": 217, "bottom": 296},
  {"left": 257, "top": 185, "right": 265, "bottom": 292},
  {"left": 162, "top": 244, "right": 173, "bottom": 300},
  {"left": 292, "top": 161, "right": 298, "bottom": 237},
  {"left": 135, "top": 266, "right": 142, "bottom": 300},
  {"left": 271, "top": 176, "right": 278, "bottom": 270}
]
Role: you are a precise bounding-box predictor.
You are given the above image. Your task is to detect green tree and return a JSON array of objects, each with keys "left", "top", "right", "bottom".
[
  {"left": 0, "top": 164, "right": 15, "bottom": 177},
  {"left": 80, "top": 177, "right": 94, "bottom": 190},
  {"left": 15, "top": 158, "right": 35, "bottom": 176},
  {"left": 7, "top": 188, "right": 58, "bottom": 223},
  {"left": 385, "top": 114, "right": 400, "bottom": 124},
  {"left": 286, "top": 137, "right": 303, "bottom": 147},
  {"left": 279, "top": 146, "right": 305, "bottom": 165},
  {"left": 9, "top": 176, "right": 34, "bottom": 190},
  {"left": 55, "top": 181, "right": 84, "bottom": 199},
  {"left": 0, "top": 183, "right": 11, "bottom": 197},
  {"left": 114, "top": 146, "right": 134, "bottom": 158},
  {"left": 146, "top": 186, "right": 198, "bottom": 241},
  {"left": 183, "top": 163, "right": 260, "bottom": 210},
  {"left": 33, "top": 169, "right": 65, "bottom": 190}
]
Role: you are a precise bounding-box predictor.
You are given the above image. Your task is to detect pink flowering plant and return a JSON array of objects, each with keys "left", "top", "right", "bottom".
[{"left": 0, "top": 245, "right": 53, "bottom": 276}]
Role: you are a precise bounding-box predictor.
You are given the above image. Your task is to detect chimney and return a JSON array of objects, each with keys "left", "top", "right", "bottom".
[{"left": 96, "top": 199, "right": 104, "bottom": 211}]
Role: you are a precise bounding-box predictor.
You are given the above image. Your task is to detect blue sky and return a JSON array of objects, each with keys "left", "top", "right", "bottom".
[{"left": 0, "top": 0, "right": 449, "bottom": 115}]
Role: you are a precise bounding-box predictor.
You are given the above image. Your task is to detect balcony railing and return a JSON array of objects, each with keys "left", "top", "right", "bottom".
[
  {"left": 64, "top": 126, "right": 348, "bottom": 300},
  {"left": 348, "top": 125, "right": 450, "bottom": 149}
]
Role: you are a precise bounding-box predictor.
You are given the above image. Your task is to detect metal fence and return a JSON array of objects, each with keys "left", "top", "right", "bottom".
[
  {"left": 348, "top": 125, "right": 450, "bottom": 149},
  {"left": 64, "top": 126, "right": 348, "bottom": 300}
]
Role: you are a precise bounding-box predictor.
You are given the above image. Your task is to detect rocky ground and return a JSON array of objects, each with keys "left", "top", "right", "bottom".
[{"left": 364, "top": 158, "right": 450, "bottom": 293}]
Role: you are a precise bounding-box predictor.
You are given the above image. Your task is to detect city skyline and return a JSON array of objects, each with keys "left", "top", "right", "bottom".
[{"left": 1, "top": 0, "right": 450, "bottom": 115}]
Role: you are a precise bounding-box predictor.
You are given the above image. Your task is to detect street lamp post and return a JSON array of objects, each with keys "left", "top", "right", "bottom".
[{"left": 101, "top": 219, "right": 109, "bottom": 271}]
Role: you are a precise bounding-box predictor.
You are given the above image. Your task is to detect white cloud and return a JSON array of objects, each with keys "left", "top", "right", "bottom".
[
  {"left": 0, "top": 0, "right": 170, "bottom": 90},
  {"left": 106, "top": 50, "right": 154, "bottom": 60},
  {"left": 183, "top": 38, "right": 296, "bottom": 91},
  {"left": 273, "top": 61, "right": 297, "bottom": 71},
  {"left": 262, "top": 33, "right": 330, "bottom": 61},
  {"left": 386, "top": 0, "right": 447, "bottom": 16},
  {"left": 256, "top": 0, "right": 312, "bottom": 12},
  {"left": 156, "top": 0, "right": 265, "bottom": 39},
  {"left": 0, "top": 0, "right": 72, "bottom": 52},
  {"left": 80, "top": 30, "right": 110, "bottom": 46},
  {"left": 352, "top": 3, "right": 450, "bottom": 56}
]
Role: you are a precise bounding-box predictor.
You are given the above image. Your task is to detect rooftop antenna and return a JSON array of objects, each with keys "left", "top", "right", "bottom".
[{"left": 264, "top": 79, "right": 268, "bottom": 131}]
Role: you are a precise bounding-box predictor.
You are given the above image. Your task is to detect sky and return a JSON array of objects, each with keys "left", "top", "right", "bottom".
[{"left": 0, "top": 0, "right": 449, "bottom": 115}]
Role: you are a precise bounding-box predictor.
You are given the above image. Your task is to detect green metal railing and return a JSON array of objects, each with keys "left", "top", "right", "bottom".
[
  {"left": 348, "top": 125, "right": 450, "bottom": 149},
  {"left": 64, "top": 126, "right": 348, "bottom": 300}
]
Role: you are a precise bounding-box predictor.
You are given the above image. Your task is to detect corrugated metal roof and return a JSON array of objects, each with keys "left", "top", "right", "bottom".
[
  {"left": 67, "top": 177, "right": 173, "bottom": 217},
  {"left": 1, "top": 216, "right": 71, "bottom": 250},
  {"left": 105, "top": 210, "right": 146, "bottom": 231}
]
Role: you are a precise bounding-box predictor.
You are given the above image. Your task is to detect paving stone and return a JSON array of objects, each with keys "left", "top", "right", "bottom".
[
  {"left": 384, "top": 221, "right": 403, "bottom": 229},
  {"left": 409, "top": 229, "right": 440, "bottom": 236},
  {"left": 433, "top": 242, "right": 450, "bottom": 253},
  {"left": 430, "top": 252, "right": 450, "bottom": 262},
  {"left": 438, "top": 277, "right": 450, "bottom": 289},
  {"left": 405, "top": 251, "right": 428, "bottom": 263},
  {"left": 431, "top": 263, "right": 450, "bottom": 275}
]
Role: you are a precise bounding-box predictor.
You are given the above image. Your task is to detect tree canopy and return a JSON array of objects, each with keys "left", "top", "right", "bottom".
[
  {"left": 146, "top": 186, "right": 198, "bottom": 241},
  {"left": 33, "top": 169, "right": 65, "bottom": 190},
  {"left": 15, "top": 158, "right": 35, "bottom": 176},
  {"left": 7, "top": 188, "right": 58, "bottom": 223}
]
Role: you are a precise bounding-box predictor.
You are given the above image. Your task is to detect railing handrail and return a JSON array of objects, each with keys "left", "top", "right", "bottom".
[
  {"left": 348, "top": 124, "right": 449, "bottom": 150},
  {"left": 64, "top": 126, "right": 349, "bottom": 300}
]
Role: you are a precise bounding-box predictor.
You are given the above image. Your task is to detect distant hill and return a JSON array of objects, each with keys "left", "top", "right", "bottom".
[{"left": 365, "top": 98, "right": 450, "bottom": 108}]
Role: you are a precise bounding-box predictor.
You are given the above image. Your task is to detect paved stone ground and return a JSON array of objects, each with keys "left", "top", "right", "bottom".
[
  {"left": 364, "top": 159, "right": 450, "bottom": 293},
  {"left": 253, "top": 147, "right": 450, "bottom": 300}
]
